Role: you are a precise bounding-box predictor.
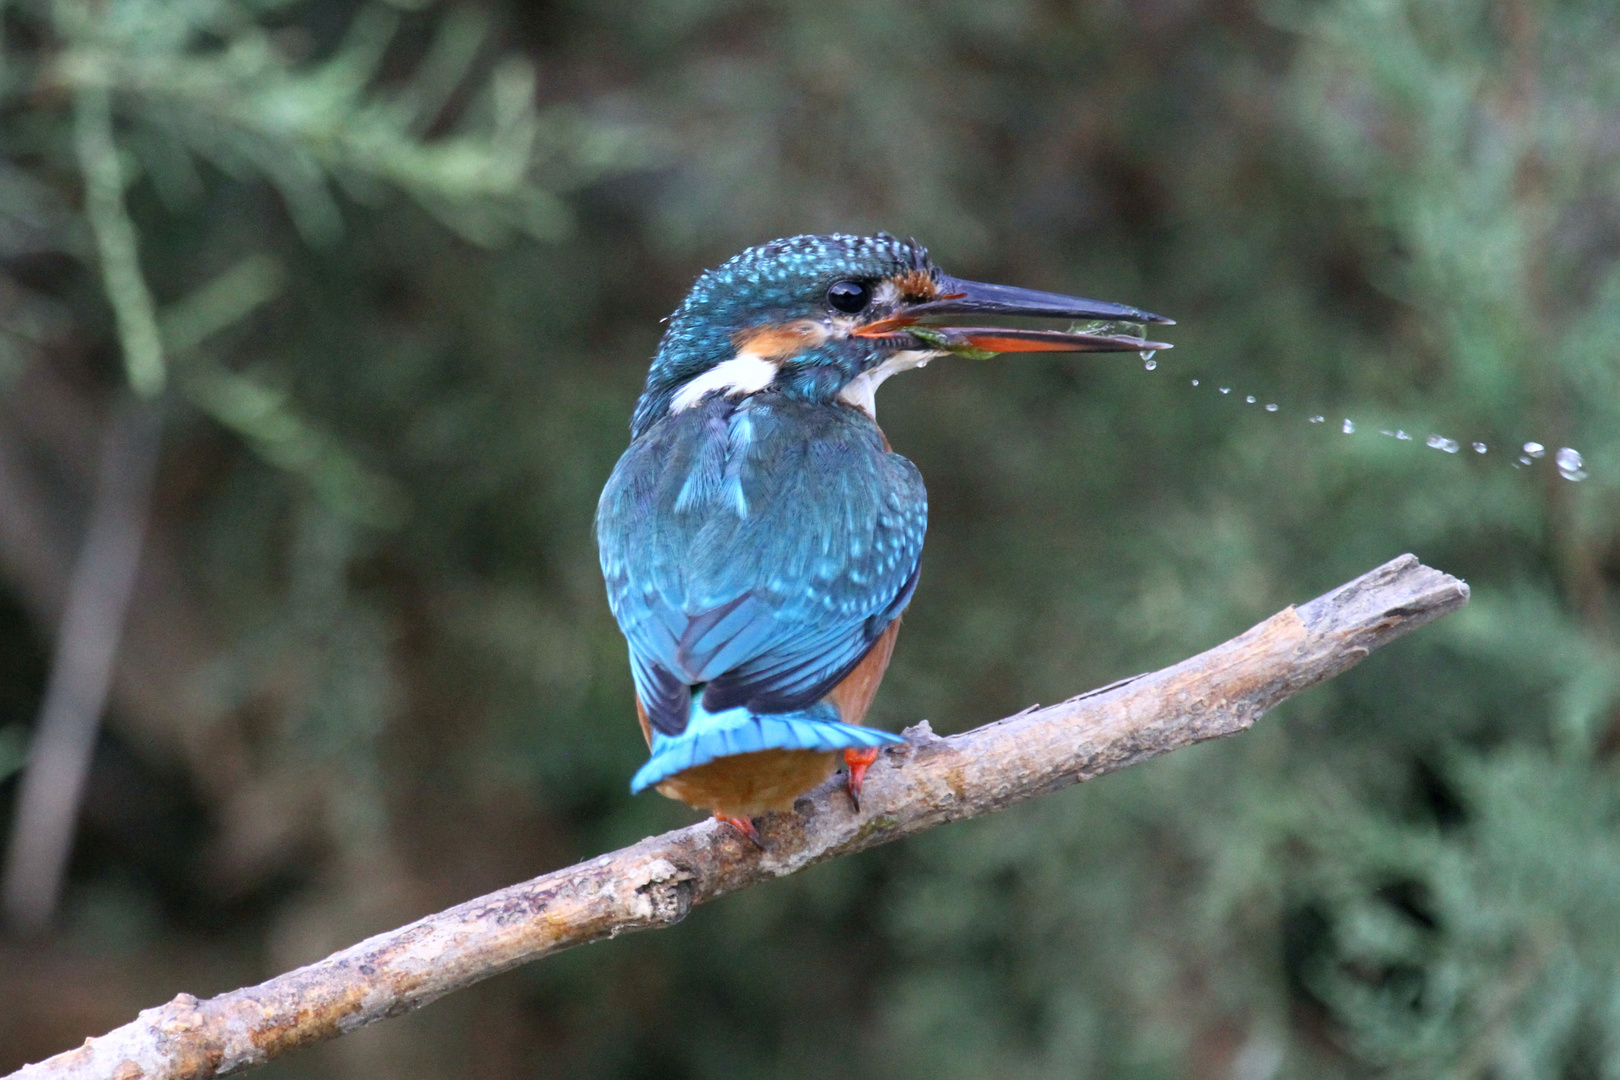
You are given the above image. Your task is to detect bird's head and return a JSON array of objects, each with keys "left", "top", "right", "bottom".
[{"left": 631, "top": 233, "right": 1172, "bottom": 437}]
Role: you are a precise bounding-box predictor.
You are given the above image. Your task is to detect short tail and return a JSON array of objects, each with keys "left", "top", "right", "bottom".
[{"left": 630, "top": 699, "right": 904, "bottom": 795}]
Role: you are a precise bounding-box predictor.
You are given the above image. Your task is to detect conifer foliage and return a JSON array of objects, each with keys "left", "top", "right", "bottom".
[{"left": 0, "top": 0, "right": 1616, "bottom": 1077}]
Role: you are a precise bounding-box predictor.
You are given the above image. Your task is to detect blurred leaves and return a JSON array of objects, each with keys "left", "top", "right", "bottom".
[
  {"left": 42, "top": 0, "right": 646, "bottom": 246},
  {"left": 184, "top": 364, "right": 410, "bottom": 527}
]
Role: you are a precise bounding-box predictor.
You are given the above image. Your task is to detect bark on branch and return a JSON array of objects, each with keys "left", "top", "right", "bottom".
[{"left": 9, "top": 554, "right": 1469, "bottom": 1080}]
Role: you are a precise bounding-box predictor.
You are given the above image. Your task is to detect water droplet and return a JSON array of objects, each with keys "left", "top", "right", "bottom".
[
  {"left": 1265, "top": 403, "right": 1279, "bottom": 412},
  {"left": 1219, "top": 387, "right": 1231, "bottom": 394},
  {"left": 1309, "top": 415, "right": 1325, "bottom": 423},
  {"left": 1555, "top": 447, "right": 1587, "bottom": 481},
  {"left": 1472, "top": 442, "right": 1487, "bottom": 454},
  {"left": 1245, "top": 395, "right": 1256, "bottom": 404},
  {"left": 1143, "top": 357, "right": 1157, "bottom": 370},
  {"left": 1190, "top": 378, "right": 1199, "bottom": 386},
  {"left": 1519, "top": 455, "right": 1533, "bottom": 465},
  {"left": 1342, "top": 419, "right": 1355, "bottom": 433},
  {"left": 1523, "top": 442, "right": 1545, "bottom": 458},
  {"left": 1380, "top": 430, "right": 1396, "bottom": 438},
  {"left": 1426, "top": 435, "right": 1459, "bottom": 453}
]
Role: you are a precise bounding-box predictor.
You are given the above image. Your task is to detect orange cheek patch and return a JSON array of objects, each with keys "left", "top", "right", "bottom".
[{"left": 735, "top": 320, "right": 827, "bottom": 359}]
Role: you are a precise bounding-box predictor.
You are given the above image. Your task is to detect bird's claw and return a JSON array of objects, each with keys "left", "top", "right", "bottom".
[
  {"left": 844, "top": 747, "right": 881, "bottom": 812},
  {"left": 715, "top": 813, "right": 765, "bottom": 849}
]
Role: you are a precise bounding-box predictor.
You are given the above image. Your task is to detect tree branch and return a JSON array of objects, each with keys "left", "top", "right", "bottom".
[{"left": 7, "top": 554, "right": 1469, "bottom": 1080}]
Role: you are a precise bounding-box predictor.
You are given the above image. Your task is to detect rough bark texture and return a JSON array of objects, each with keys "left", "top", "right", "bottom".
[{"left": 8, "top": 554, "right": 1469, "bottom": 1080}]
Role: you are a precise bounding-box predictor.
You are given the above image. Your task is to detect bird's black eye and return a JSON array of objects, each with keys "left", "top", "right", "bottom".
[{"left": 826, "top": 279, "right": 872, "bottom": 314}]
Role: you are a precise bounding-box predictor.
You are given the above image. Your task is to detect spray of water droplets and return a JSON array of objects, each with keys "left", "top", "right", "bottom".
[
  {"left": 1161, "top": 368, "right": 1588, "bottom": 481},
  {"left": 1556, "top": 447, "right": 1587, "bottom": 481}
]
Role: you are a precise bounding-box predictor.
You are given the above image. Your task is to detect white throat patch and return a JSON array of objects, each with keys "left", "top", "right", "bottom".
[
  {"left": 669, "top": 352, "right": 779, "bottom": 413},
  {"left": 836, "top": 349, "right": 943, "bottom": 419}
]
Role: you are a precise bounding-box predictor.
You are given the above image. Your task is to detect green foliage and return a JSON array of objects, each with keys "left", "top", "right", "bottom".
[
  {"left": 0, "top": 0, "right": 1617, "bottom": 1078},
  {"left": 42, "top": 0, "right": 630, "bottom": 246}
]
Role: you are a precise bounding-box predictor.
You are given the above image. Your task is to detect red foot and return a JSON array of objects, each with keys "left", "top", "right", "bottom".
[
  {"left": 715, "top": 813, "right": 764, "bottom": 849},
  {"left": 844, "top": 747, "right": 881, "bottom": 811}
]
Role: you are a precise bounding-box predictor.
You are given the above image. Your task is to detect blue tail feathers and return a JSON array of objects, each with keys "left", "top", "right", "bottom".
[{"left": 630, "top": 697, "right": 905, "bottom": 795}]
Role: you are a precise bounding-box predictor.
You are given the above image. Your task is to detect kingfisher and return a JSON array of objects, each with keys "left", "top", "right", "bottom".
[{"left": 596, "top": 234, "right": 1171, "bottom": 844}]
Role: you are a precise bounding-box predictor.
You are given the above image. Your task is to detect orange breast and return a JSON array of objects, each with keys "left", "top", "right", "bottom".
[
  {"left": 635, "top": 618, "right": 903, "bottom": 817},
  {"left": 655, "top": 748, "right": 840, "bottom": 817},
  {"left": 825, "top": 618, "right": 900, "bottom": 725}
]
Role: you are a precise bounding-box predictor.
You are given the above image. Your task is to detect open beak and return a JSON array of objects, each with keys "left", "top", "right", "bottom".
[{"left": 858, "top": 274, "right": 1174, "bottom": 355}]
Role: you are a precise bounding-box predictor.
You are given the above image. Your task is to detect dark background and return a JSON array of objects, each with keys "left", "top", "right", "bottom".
[{"left": 2, "top": 0, "right": 1618, "bottom": 1077}]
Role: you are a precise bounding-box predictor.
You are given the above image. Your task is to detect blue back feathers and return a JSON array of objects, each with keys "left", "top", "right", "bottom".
[{"left": 599, "top": 394, "right": 925, "bottom": 733}]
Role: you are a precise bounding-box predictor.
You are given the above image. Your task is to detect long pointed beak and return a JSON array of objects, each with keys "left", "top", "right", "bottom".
[
  {"left": 858, "top": 274, "right": 1174, "bottom": 355},
  {"left": 910, "top": 274, "right": 1173, "bottom": 325}
]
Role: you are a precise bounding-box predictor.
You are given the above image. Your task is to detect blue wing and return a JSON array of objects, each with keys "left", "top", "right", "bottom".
[{"left": 596, "top": 394, "right": 926, "bottom": 737}]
